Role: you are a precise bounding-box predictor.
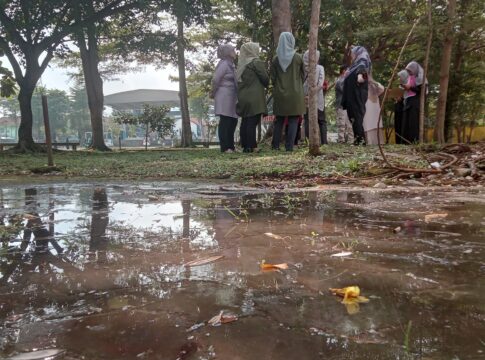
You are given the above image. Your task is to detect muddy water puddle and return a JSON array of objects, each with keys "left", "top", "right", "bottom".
[{"left": 0, "top": 182, "right": 484, "bottom": 359}]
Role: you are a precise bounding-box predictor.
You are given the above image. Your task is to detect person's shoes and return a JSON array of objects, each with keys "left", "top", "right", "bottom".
[
  {"left": 352, "top": 138, "right": 366, "bottom": 146},
  {"left": 225, "top": 149, "right": 234, "bottom": 153}
]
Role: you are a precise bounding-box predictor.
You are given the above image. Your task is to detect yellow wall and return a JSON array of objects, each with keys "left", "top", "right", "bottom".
[{"left": 385, "top": 126, "right": 485, "bottom": 144}]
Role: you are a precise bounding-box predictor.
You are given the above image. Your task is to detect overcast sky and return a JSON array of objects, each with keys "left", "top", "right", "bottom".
[
  {"left": 41, "top": 64, "right": 180, "bottom": 95},
  {"left": 1, "top": 56, "right": 180, "bottom": 96}
]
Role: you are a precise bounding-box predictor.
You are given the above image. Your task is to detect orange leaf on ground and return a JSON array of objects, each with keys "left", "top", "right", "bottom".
[
  {"left": 208, "top": 310, "right": 238, "bottom": 326},
  {"left": 424, "top": 213, "right": 448, "bottom": 223},
  {"left": 260, "top": 262, "right": 289, "bottom": 270}
]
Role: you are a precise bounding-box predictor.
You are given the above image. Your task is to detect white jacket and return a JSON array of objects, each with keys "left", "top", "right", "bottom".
[{"left": 303, "top": 64, "right": 325, "bottom": 111}]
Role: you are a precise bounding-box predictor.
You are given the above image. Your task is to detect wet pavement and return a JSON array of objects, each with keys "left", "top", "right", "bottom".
[{"left": 0, "top": 182, "right": 484, "bottom": 359}]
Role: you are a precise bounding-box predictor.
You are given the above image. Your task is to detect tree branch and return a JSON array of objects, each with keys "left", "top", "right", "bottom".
[
  {"left": 40, "top": 48, "right": 56, "bottom": 75},
  {"left": 0, "top": 37, "right": 24, "bottom": 81},
  {"left": 41, "top": 0, "right": 135, "bottom": 49},
  {"left": 0, "top": 10, "right": 27, "bottom": 48},
  {"left": 465, "top": 44, "right": 485, "bottom": 53}
]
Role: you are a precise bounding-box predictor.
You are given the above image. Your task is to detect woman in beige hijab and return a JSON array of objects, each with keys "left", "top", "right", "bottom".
[{"left": 236, "top": 42, "right": 269, "bottom": 152}]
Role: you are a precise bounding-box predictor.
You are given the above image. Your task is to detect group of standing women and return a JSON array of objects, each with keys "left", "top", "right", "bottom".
[
  {"left": 211, "top": 33, "right": 425, "bottom": 152},
  {"left": 212, "top": 32, "right": 326, "bottom": 153},
  {"left": 336, "top": 47, "right": 426, "bottom": 146}
]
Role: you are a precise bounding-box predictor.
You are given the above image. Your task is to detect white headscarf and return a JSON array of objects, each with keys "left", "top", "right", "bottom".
[
  {"left": 398, "top": 69, "right": 413, "bottom": 99},
  {"left": 398, "top": 69, "right": 409, "bottom": 85},
  {"left": 303, "top": 49, "right": 320, "bottom": 74},
  {"left": 276, "top": 32, "right": 296, "bottom": 72},
  {"left": 236, "top": 42, "right": 260, "bottom": 82},
  {"left": 405, "top": 61, "right": 426, "bottom": 86}
]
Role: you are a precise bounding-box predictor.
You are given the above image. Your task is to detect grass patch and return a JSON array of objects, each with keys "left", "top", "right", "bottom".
[{"left": 0, "top": 144, "right": 426, "bottom": 183}]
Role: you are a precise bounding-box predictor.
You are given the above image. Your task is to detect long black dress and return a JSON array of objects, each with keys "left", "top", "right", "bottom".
[
  {"left": 402, "top": 95, "right": 420, "bottom": 143},
  {"left": 394, "top": 99, "right": 405, "bottom": 144},
  {"left": 341, "top": 65, "right": 368, "bottom": 145}
]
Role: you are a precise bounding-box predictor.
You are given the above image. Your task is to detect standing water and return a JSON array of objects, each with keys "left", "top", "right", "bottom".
[{"left": 0, "top": 182, "right": 484, "bottom": 359}]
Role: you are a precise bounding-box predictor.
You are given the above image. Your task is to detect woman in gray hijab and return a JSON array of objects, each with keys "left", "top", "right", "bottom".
[
  {"left": 212, "top": 44, "right": 238, "bottom": 153},
  {"left": 400, "top": 61, "right": 427, "bottom": 143},
  {"left": 270, "top": 32, "right": 305, "bottom": 152}
]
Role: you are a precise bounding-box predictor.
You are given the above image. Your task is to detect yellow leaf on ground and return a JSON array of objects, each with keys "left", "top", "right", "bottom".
[
  {"left": 343, "top": 299, "right": 361, "bottom": 315},
  {"left": 329, "top": 286, "right": 370, "bottom": 315}
]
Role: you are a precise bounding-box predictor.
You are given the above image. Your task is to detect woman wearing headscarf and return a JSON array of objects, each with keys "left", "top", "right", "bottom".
[
  {"left": 303, "top": 49, "right": 327, "bottom": 145},
  {"left": 270, "top": 32, "right": 305, "bottom": 152},
  {"left": 236, "top": 42, "right": 269, "bottom": 153},
  {"left": 362, "top": 74, "right": 385, "bottom": 145},
  {"left": 401, "top": 61, "right": 427, "bottom": 143},
  {"left": 394, "top": 70, "right": 409, "bottom": 144},
  {"left": 211, "top": 44, "right": 238, "bottom": 153},
  {"left": 341, "top": 45, "right": 371, "bottom": 146}
]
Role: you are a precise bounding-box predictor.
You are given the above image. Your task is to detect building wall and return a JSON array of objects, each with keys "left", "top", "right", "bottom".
[{"left": 0, "top": 125, "right": 17, "bottom": 140}]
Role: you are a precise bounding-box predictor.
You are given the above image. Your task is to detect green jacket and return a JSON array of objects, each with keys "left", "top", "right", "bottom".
[
  {"left": 271, "top": 54, "right": 305, "bottom": 116},
  {"left": 237, "top": 59, "right": 269, "bottom": 117}
]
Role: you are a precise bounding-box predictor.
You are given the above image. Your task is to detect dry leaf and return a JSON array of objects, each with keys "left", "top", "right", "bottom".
[
  {"left": 331, "top": 251, "right": 352, "bottom": 257},
  {"left": 424, "top": 213, "right": 448, "bottom": 223},
  {"left": 208, "top": 310, "right": 238, "bottom": 326},
  {"left": 184, "top": 255, "right": 224, "bottom": 267},
  {"left": 220, "top": 313, "right": 238, "bottom": 324},
  {"left": 260, "top": 261, "right": 289, "bottom": 270},
  {"left": 264, "top": 232, "right": 283, "bottom": 240},
  {"left": 343, "top": 299, "right": 361, "bottom": 315},
  {"left": 148, "top": 195, "right": 159, "bottom": 201},
  {"left": 329, "top": 286, "right": 369, "bottom": 315},
  {"left": 24, "top": 213, "right": 38, "bottom": 220}
]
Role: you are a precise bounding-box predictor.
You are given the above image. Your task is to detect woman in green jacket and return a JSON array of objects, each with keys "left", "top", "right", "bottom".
[
  {"left": 236, "top": 42, "right": 269, "bottom": 153},
  {"left": 271, "top": 32, "right": 305, "bottom": 151}
]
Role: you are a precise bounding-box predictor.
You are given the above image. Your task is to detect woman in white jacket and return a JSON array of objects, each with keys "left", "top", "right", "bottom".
[{"left": 363, "top": 77, "right": 384, "bottom": 145}]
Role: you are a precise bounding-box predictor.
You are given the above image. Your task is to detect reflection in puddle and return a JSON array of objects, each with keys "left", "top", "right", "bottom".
[{"left": 0, "top": 183, "right": 484, "bottom": 359}]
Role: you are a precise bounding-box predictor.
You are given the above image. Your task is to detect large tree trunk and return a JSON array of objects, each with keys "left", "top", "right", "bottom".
[
  {"left": 262, "top": 0, "right": 293, "bottom": 142},
  {"left": 307, "top": 0, "right": 321, "bottom": 156},
  {"left": 15, "top": 82, "right": 44, "bottom": 152},
  {"left": 77, "top": 16, "right": 110, "bottom": 151},
  {"left": 271, "top": 0, "right": 292, "bottom": 44},
  {"left": 419, "top": 0, "right": 433, "bottom": 143},
  {"left": 177, "top": 16, "right": 192, "bottom": 147},
  {"left": 445, "top": 36, "right": 465, "bottom": 142},
  {"left": 13, "top": 62, "right": 45, "bottom": 152},
  {"left": 434, "top": 0, "right": 456, "bottom": 144},
  {"left": 444, "top": 0, "right": 469, "bottom": 142}
]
